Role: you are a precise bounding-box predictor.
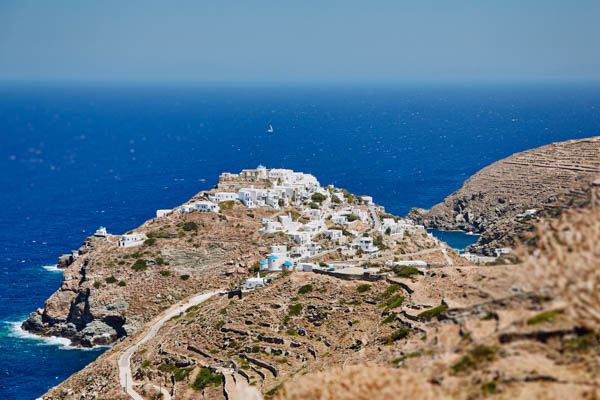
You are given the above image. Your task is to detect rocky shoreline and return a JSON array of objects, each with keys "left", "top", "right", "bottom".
[{"left": 22, "top": 236, "right": 135, "bottom": 347}]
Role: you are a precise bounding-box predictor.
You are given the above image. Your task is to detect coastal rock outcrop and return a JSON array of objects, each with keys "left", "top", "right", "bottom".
[{"left": 408, "top": 137, "right": 600, "bottom": 255}]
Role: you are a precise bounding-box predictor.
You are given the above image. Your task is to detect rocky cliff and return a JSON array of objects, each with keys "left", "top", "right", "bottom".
[{"left": 408, "top": 137, "right": 600, "bottom": 255}]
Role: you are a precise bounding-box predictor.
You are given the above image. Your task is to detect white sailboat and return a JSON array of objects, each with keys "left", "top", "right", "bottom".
[{"left": 267, "top": 124, "right": 274, "bottom": 133}]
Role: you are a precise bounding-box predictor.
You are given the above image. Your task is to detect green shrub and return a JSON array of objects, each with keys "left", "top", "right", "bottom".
[
  {"left": 159, "top": 270, "right": 171, "bottom": 277},
  {"left": 418, "top": 304, "right": 448, "bottom": 320},
  {"left": 309, "top": 202, "right": 319, "bottom": 209},
  {"left": 132, "top": 259, "right": 147, "bottom": 272},
  {"left": 143, "top": 238, "right": 156, "bottom": 246},
  {"left": 105, "top": 276, "right": 117, "bottom": 284},
  {"left": 182, "top": 221, "right": 198, "bottom": 231},
  {"left": 381, "top": 294, "right": 404, "bottom": 311},
  {"left": 288, "top": 304, "right": 303, "bottom": 316},
  {"left": 93, "top": 281, "right": 101, "bottom": 289},
  {"left": 286, "top": 329, "right": 298, "bottom": 336},
  {"left": 383, "top": 327, "right": 410, "bottom": 344},
  {"left": 311, "top": 193, "right": 327, "bottom": 203},
  {"left": 290, "top": 211, "right": 301, "bottom": 221},
  {"left": 118, "top": 281, "right": 126, "bottom": 287},
  {"left": 190, "top": 368, "right": 222, "bottom": 391},
  {"left": 174, "top": 367, "right": 193, "bottom": 382},
  {"left": 156, "top": 257, "right": 165, "bottom": 265},
  {"left": 158, "top": 362, "right": 177, "bottom": 373},
  {"left": 150, "top": 231, "right": 171, "bottom": 239},
  {"left": 393, "top": 265, "right": 419, "bottom": 278},
  {"left": 141, "top": 360, "right": 152, "bottom": 368},
  {"left": 526, "top": 309, "right": 562, "bottom": 325},
  {"left": 298, "top": 284, "right": 313, "bottom": 294},
  {"left": 451, "top": 345, "right": 497, "bottom": 374},
  {"left": 356, "top": 284, "right": 371, "bottom": 293},
  {"left": 481, "top": 381, "right": 497, "bottom": 395},
  {"left": 180, "top": 274, "right": 190, "bottom": 281},
  {"left": 379, "top": 284, "right": 400, "bottom": 300},
  {"left": 566, "top": 333, "right": 600, "bottom": 352},
  {"left": 382, "top": 312, "right": 397, "bottom": 324}
]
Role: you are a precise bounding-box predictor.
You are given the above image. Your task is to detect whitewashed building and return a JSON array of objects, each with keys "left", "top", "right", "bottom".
[
  {"left": 209, "top": 192, "right": 238, "bottom": 203},
  {"left": 245, "top": 272, "right": 266, "bottom": 290},
  {"left": 323, "top": 229, "right": 343, "bottom": 240},
  {"left": 194, "top": 201, "right": 219, "bottom": 213},
  {"left": 118, "top": 232, "right": 147, "bottom": 248},
  {"left": 156, "top": 209, "right": 172, "bottom": 218},
  {"left": 357, "top": 237, "right": 378, "bottom": 253}
]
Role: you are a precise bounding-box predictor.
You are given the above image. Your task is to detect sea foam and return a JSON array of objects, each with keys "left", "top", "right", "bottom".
[
  {"left": 42, "top": 264, "right": 63, "bottom": 273},
  {"left": 6, "top": 321, "right": 110, "bottom": 351}
]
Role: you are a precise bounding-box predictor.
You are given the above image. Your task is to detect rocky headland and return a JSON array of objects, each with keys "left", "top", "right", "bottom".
[
  {"left": 408, "top": 137, "right": 600, "bottom": 255},
  {"left": 26, "top": 155, "right": 600, "bottom": 400}
]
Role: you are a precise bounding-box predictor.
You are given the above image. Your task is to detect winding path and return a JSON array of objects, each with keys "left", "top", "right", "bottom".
[{"left": 118, "top": 290, "right": 222, "bottom": 400}]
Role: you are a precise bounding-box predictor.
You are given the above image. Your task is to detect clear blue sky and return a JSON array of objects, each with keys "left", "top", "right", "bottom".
[{"left": 0, "top": 0, "right": 598, "bottom": 82}]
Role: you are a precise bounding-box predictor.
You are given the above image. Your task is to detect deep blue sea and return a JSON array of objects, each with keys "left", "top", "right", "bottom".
[{"left": 0, "top": 83, "right": 599, "bottom": 399}]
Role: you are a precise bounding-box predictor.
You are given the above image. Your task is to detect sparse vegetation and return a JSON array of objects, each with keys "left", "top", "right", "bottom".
[
  {"left": 182, "top": 221, "right": 198, "bottom": 231},
  {"left": 383, "top": 327, "right": 410, "bottom": 344},
  {"left": 311, "top": 193, "right": 327, "bottom": 203},
  {"left": 451, "top": 345, "right": 498, "bottom": 374},
  {"left": 393, "top": 265, "right": 419, "bottom": 278},
  {"left": 132, "top": 259, "right": 147, "bottom": 272},
  {"left": 566, "top": 333, "right": 600, "bottom": 352},
  {"left": 105, "top": 276, "right": 117, "bottom": 284},
  {"left": 418, "top": 304, "right": 448, "bottom": 320},
  {"left": 219, "top": 200, "right": 235, "bottom": 211},
  {"left": 93, "top": 281, "right": 101, "bottom": 289},
  {"left": 288, "top": 303, "right": 303, "bottom": 316},
  {"left": 159, "top": 270, "right": 171, "bottom": 277},
  {"left": 356, "top": 284, "right": 371, "bottom": 293},
  {"left": 298, "top": 284, "right": 313, "bottom": 294},
  {"left": 190, "top": 367, "right": 222, "bottom": 391},
  {"left": 380, "top": 294, "right": 404, "bottom": 311},
  {"left": 481, "top": 381, "right": 497, "bottom": 395},
  {"left": 180, "top": 274, "right": 190, "bottom": 281},
  {"left": 382, "top": 312, "right": 397, "bottom": 324},
  {"left": 143, "top": 238, "right": 156, "bottom": 246},
  {"left": 526, "top": 309, "right": 563, "bottom": 325}
]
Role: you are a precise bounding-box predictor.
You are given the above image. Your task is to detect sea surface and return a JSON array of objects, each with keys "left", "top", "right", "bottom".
[{"left": 0, "top": 82, "right": 598, "bottom": 399}]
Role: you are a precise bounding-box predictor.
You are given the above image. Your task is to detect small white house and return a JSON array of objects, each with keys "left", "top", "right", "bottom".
[
  {"left": 245, "top": 272, "right": 266, "bottom": 290},
  {"left": 118, "top": 232, "right": 147, "bottom": 248},
  {"left": 193, "top": 201, "right": 219, "bottom": 213},
  {"left": 331, "top": 215, "right": 348, "bottom": 225},
  {"left": 156, "top": 209, "right": 172, "bottom": 218},
  {"left": 360, "top": 196, "right": 373, "bottom": 205},
  {"left": 298, "top": 263, "right": 316, "bottom": 272},
  {"left": 175, "top": 204, "right": 195, "bottom": 214},
  {"left": 358, "top": 237, "right": 378, "bottom": 253},
  {"left": 323, "top": 229, "right": 343, "bottom": 240},
  {"left": 209, "top": 192, "right": 237, "bottom": 203}
]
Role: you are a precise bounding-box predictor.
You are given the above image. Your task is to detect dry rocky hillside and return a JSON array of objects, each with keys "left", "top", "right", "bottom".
[
  {"left": 409, "top": 137, "right": 600, "bottom": 255},
  {"left": 30, "top": 145, "right": 600, "bottom": 400}
]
